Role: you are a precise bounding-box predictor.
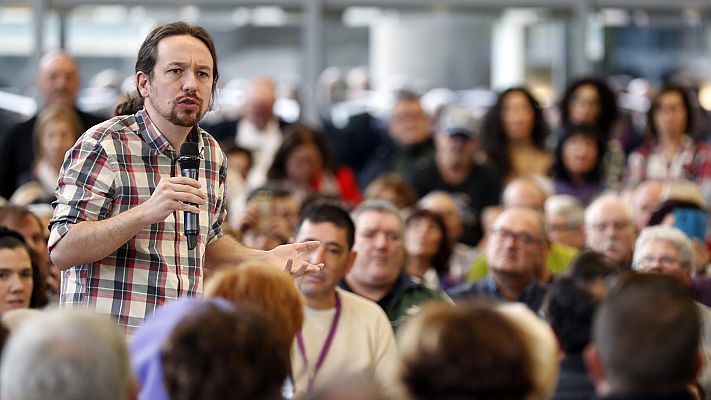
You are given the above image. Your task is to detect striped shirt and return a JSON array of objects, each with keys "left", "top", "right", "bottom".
[{"left": 49, "top": 109, "right": 227, "bottom": 332}]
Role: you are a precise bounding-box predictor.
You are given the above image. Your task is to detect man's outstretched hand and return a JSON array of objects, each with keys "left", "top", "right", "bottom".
[{"left": 265, "top": 241, "right": 323, "bottom": 277}]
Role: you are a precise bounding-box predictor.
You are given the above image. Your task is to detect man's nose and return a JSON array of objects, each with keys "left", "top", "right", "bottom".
[
  {"left": 308, "top": 248, "right": 325, "bottom": 265},
  {"left": 182, "top": 71, "right": 198, "bottom": 91}
]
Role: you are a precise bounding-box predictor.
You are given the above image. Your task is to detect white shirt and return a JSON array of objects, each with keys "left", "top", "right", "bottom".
[{"left": 291, "top": 288, "right": 399, "bottom": 396}]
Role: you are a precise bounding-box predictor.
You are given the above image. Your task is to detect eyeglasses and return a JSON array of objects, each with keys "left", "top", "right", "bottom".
[
  {"left": 587, "top": 221, "right": 631, "bottom": 233},
  {"left": 491, "top": 227, "right": 542, "bottom": 246},
  {"left": 637, "top": 255, "right": 681, "bottom": 268}
]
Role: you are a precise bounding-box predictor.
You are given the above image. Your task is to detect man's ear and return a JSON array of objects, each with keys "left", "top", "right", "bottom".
[
  {"left": 136, "top": 71, "right": 150, "bottom": 98},
  {"left": 693, "top": 349, "right": 705, "bottom": 383},
  {"left": 344, "top": 250, "right": 357, "bottom": 276},
  {"left": 583, "top": 345, "right": 606, "bottom": 388}
]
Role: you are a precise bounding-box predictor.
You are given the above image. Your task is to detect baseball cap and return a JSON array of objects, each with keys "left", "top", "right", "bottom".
[{"left": 438, "top": 105, "right": 479, "bottom": 138}]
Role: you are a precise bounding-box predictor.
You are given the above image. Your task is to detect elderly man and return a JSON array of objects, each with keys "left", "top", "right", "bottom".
[
  {"left": 468, "top": 178, "right": 577, "bottom": 283},
  {"left": 631, "top": 225, "right": 711, "bottom": 398},
  {"left": 340, "top": 200, "right": 447, "bottom": 332},
  {"left": 0, "top": 51, "right": 103, "bottom": 199},
  {"left": 545, "top": 194, "right": 586, "bottom": 250},
  {"left": 631, "top": 180, "right": 663, "bottom": 232},
  {"left": 448, "top": 207, "right": 550, "bottom": 313},
  {"left": 585, "top": 194, "right": 637, "bottom": 270}
]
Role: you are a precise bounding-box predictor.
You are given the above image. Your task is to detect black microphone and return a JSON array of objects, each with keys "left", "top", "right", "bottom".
[{"left": 178, "top": 142, "right": 200, "bottom": 250}]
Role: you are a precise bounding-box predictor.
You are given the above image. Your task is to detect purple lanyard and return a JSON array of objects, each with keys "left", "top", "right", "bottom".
[{"left": 296, "top": 292, "right": 342, "bottom": 393}]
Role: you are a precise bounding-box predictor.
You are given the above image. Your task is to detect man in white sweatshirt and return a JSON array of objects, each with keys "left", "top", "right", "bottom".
[{"left": 291, "top": 202, "right": 399, "bottom": 398}]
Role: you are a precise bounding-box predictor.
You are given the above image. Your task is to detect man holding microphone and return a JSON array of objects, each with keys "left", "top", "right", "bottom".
[{"left": 49, "top": 21, "right": 320, "bottom": 332}]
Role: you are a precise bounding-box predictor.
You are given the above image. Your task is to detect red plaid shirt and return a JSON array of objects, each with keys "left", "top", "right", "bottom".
[{"left": 49, "top": 109, "right": 227, "bottom": 332}]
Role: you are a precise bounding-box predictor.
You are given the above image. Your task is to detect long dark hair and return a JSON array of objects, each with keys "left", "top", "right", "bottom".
[
  {"left": 646, "top": 84, "right": 695, "bottom": 141},
  {"left": 558, "top": 77, "right": 619, "bottom": 139},
  {"left": 115, "top": 21, "right": 220, "bottom": 116},
  {"left": 481, "top": 87, "right": 550, "bottom": 176},
  {"left": 266, "top": 124, "right": 333, "bottom": 181},
  {"left": 405, "top": 209, "right": 451, "bottom": 277},
  {"left": 550, "top": 124, "right": 606, "bottom": 184}
]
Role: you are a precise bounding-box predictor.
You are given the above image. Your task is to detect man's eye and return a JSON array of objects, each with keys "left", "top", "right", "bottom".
[{"left": 169, "top": 68, "right": 181, "bottom": 74}]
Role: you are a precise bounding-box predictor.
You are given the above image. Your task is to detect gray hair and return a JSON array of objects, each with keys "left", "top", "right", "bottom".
[
  {"left": 544, "top": 195, "right": 584, "bottom": 228},
  {"left": 351, "top": 199, "right": 404, "bottom": 232},
  {"left": 584, "top": 193, "right": 634, "bottom": 227},
  {"left": 1, "top": 310, "right": 133, "bottom": 400},
  {"left": 632, "top": 225, "right": 695, "bottom": 273}
]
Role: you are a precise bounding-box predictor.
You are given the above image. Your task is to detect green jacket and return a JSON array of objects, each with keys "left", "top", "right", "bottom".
[{"left": 341, "top": 272, "right": 450, "bottom": 333}]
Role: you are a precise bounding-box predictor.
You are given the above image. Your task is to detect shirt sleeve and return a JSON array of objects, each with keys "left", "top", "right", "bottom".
[
  {"left": 48, "top": 135, "right": 116, "bottom": 250},
  {"left": 206, "top": 145, "right": 228, "bottom": 245}
]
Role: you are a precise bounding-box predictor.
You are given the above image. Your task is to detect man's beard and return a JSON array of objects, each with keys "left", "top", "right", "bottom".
[{"left": 149, "top": 96, "right": 204, "bottom": 127}]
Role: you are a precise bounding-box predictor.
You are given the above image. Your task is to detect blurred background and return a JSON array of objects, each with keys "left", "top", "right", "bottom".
[{"left": 2, "top": 0, "right": 711, "bottom": 124}]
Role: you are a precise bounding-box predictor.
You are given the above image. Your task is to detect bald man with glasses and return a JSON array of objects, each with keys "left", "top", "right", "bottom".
[{"left": 448, "top": 207, "right": 550, "bottom": 312}]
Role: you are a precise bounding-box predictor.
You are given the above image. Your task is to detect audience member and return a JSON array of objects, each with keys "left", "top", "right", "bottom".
[
  {"left": 291, "top": 202, "right": 398, "bottom": 397},
  {"left": 468, "top": 178, "right": 577, "bottom": 282},
  {"left": 498, "top": 302, "right": 560, "bottom": 400},
  {"left": 340, "top": 200, "right": 448, "bottom": 332},
  {"left": 417, "top": 190, "right": 478, "bottom": 284},
  {"left": 359, "top": 90, "right": 435, "bottom": 188},
  {"left": 404, "top": 208, "right": 452, "bottom": 289},
  {"left": 206, "top": 75, "right": 290, "bottom": 188},
  {"left": 266, "top": 124, "right": 361, "bottom": 206},
  {"left": 448, "top": 207, "right": 550, "bottom": 312},
  {"left": 585, "top": 193, "right": 637, "bottom": 270},
  {"left": 161, "top": 303, "right": 288, "bottom": 400},
  {"left": 626, "top": 84, "right": 711, "bottom": 205},
  {"left": 0, "top": 51, "right": 103, "bottom": 199},
  {"left": 131, "top": 298, "right": 233, "bottom": 400},
  {"left": 481, "top": 87, "right": 553, "bottom": 180},
  {"left": 585, "top": 273, "right": 702, "bottom": 400},
  {"left": 631, "top": 179, "right": 664, "bottom": 231},
  {"left": 10, "top": 105, "right": 83, "bottom": 206},
  {"left": 631, "top": 225, "right": 711, "bottom": 396},
  {"left": 556, "top": 76, "right": 625, "bottom": 189},
  {"left": 545, "top": 251, "right": 618, "bottom": 400},
  {"left": 0, "top": 227, "right": 46, "bottom": 313},
  {"left": 363, "top": 173, "right": 419, "bottom": 212},
  {"left": 1, "top": 309, "right": 134, "bottom": 400},
  {"left": 407, "top": 104, "right": 502, "bottom": 245},
  {"left": 398, "top": 301, "right": 534, "bottom": 400},
  {"left": 0, "top": 204, "right": 58, "bottom": 297},
  {"left": 550, "top": 124, "right": 607, "bottom": 205},
  {"left": 204, "top": 262, "right": 303, "bottom": 352},
  {"left": 545, "top": 194, "right": 586, "bottom": 250}
]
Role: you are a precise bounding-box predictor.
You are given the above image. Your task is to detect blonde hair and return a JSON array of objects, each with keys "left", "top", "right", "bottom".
[{"left": 32, "top": 105, "right": 82, "bottom": 162}]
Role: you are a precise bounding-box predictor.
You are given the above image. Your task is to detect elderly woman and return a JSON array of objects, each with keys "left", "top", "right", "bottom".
[{"left": 632, "top": 225, "right": 711, "bottom": 397}]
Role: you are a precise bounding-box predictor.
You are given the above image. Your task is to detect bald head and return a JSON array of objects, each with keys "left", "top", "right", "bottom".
[
  {"left": 38, "top": 51, "right": 80, "bottom": 107},
  {"left": 502, "top": 177, "right": 549, "bottom": 211},
  {"left": 245, "top": 76, "right": 277, "bottom": 130},
  {"left": 585, "top": 194, "right": 636, "bottom": 266},
  {"left": 633, "top": 180, "right": 663, "bottom": 231},
  {"left": 418, "top": 191, "right": 462, "bottom": 243},
  {"left": 487, "top": 207, "right": 548, "bottom": 278}
]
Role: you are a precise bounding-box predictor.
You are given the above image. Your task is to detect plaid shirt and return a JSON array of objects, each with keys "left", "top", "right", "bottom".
[{"left": 49, "top": 109, "right": 227, "bottom": 332}]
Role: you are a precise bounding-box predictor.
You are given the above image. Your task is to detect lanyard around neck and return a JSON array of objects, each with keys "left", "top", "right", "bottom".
[{"left": 296, "top": 292, "right": 342, "bottom": 394}]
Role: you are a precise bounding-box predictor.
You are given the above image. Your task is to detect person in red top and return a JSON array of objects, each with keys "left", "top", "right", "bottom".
[{"left": 267, "top": 124, "right": 361, "bottom": 207}]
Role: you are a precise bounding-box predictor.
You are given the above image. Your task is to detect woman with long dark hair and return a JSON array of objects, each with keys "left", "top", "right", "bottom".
[{"left": 481, "top": 87, "right": 552, "bottom": 181}]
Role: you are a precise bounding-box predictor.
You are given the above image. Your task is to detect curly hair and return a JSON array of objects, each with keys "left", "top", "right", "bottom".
[
  {"left": 481, "top": 87, "right": 550, "bottom": 176},
  {"left": 558, "top": 76, "right": 619, "bottom": 139}
]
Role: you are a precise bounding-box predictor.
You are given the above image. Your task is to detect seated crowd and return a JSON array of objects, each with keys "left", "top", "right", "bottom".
[{"left": 1, "top": 50, "right": 711, "bottom": 400}]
